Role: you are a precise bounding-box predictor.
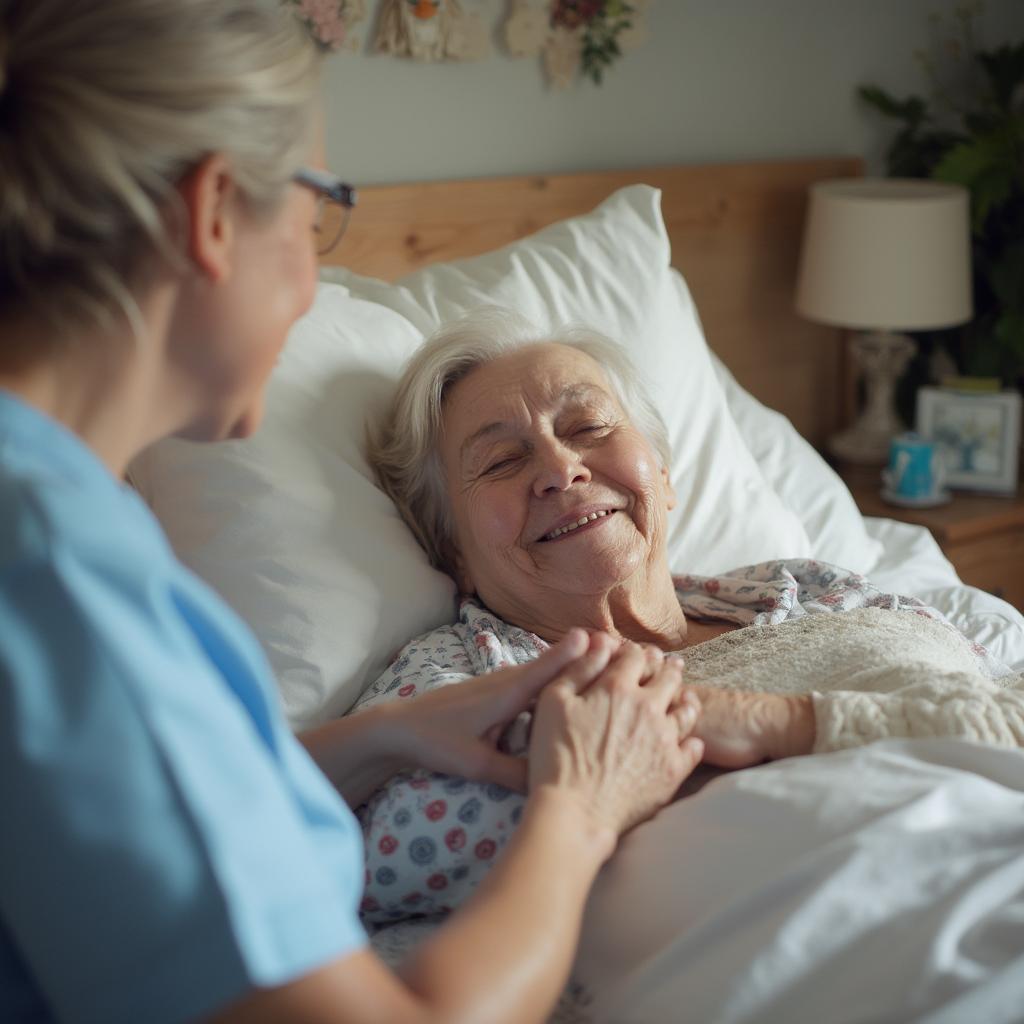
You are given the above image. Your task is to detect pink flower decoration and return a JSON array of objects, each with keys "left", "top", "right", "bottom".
[{"left": 294, "top": 0, "right": 349, "bottom": 52}]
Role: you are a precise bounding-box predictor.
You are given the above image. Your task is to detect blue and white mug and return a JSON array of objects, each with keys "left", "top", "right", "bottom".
[{"left": 882, "top": 433, "right": 946, "bottom": 501}]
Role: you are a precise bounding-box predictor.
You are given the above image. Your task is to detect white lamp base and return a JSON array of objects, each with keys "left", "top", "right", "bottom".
[{"left": 827, "top": 330, "right": 917, "bottom": 465}]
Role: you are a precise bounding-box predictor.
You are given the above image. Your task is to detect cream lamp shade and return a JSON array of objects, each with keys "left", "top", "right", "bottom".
[
  {"left": 795, "top": 178, "right": 973, "bottom": 465},
  {"left": 796, "top": 179, "right": 972, "bottom": 330}
]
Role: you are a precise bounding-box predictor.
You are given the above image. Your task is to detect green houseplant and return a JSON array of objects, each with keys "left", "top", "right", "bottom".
[{"left": 859, "top": 4, "right": 1024, "bottom": 396}]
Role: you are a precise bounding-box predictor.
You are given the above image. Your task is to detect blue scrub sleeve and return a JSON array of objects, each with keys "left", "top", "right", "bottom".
[{"left": 0, "top": 506, "right": 366, "bottom": 1024}]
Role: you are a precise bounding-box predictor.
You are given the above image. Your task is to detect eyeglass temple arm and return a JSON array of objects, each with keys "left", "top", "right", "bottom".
[
  {"left": 294, "top": 167, "right": 357, "bottom": 209},
  {"left": 334, "top": 183, "right": 357, "bottom": 208}
]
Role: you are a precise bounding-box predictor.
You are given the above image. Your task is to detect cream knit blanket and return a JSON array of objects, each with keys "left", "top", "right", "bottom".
[{"left": 683, "top": 606, "right": 1024, "bottom": 751}]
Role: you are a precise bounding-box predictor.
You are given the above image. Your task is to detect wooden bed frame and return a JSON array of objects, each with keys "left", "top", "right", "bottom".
[{"left": 321, "top": 156, "right": 864, "bottom": 448}]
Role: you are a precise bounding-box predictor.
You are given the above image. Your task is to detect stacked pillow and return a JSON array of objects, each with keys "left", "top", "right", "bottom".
[
  {"left": 708, "top": 349, "right": 884, "bottom": 575},
  {"left": 132, "top": 185, "right": 849, "bottom": 728}
]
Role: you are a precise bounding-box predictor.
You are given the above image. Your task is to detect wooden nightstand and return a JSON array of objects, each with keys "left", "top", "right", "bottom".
[{"left": 839, "top": 465, "right": 1024, "bottom": 612}]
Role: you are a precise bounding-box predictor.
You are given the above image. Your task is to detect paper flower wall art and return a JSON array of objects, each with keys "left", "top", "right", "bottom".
[
  {"left": 375, "top": 0, "right": 490, "bottom": 62},
  {"left": 504, "top": 0, "right": 648, "bottom": 88},
  {"left": 285, "top": 0, "right": 366, "bottom": 52}
]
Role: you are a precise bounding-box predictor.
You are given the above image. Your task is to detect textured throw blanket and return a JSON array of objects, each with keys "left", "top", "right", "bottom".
[{"left": 352, "top": 560, "right": 1022, "bottom": 926}]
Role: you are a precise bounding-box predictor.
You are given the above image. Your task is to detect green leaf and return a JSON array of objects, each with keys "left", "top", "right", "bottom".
[
  {"left": 964, "top": 109, "right": 1005, "bottom": 137},
  {"left": 934, "top": 132, "right": 1019, "bottom": 228},
  {"left": 989, "top": 241, "right": 1024, "bottom": 316},
  {"left": 995, "top": 312, "right": 1024, "bottom": 356},
  {"left": 977, "top": 42, "right": 1024, "bottom": 111},
  {"left": 858, "top": 85, "right": 929, "bottom": 126},
  {"left": 933, "top": 135, "right": 999, "bottom": 184}
]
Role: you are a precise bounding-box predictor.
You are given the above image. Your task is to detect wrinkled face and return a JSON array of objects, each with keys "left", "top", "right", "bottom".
[{"left": 439, "top": 343, "right": 676, "bottom": 620}]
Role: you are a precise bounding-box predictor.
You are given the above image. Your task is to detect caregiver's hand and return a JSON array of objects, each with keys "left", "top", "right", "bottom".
[
  {"left": 688, "top": 686, "right": 816, "bottom": 768},
  {"left": 529, "top": 640, "right": 706, "bottom": 843},
  {"left": 378, "top": 627, "right": 610, "bottom": 793},
  {"left": 304, "top": 629, "right": 623, "bottom": 805}
]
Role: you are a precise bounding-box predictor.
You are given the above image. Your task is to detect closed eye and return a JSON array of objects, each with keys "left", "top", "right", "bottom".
[
  {"left": 483, "top": 455, "right": 522, "bottom": 475},
  {"left": 572, "top": 423, "right": 611, "bottom": 438}
]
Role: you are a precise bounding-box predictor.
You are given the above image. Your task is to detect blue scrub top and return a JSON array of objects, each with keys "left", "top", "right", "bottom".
[{"left": 0, "top": 391, "right": 366, "bottom": 1024}]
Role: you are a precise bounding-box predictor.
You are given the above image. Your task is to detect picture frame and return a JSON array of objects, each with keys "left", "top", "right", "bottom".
[{"left": 915, "top": 386, "right": 1022, "bottom": 494}]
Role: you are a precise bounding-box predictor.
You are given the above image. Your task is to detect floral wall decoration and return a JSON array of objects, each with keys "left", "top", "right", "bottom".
[
  {"left": 284, "top": 0, "right": 367, "bottom": 52},
  {"left": 282, "top": 0, "right": 650, "bottom": 80},
  {"left": 375, "top": 0, "right": 490, "bottom": 62},
  {"left": 504, "top": 0, "right": 649, "bottom": 88}
]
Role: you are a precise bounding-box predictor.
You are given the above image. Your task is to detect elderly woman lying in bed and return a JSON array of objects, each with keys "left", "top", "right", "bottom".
[{"left": 353, "top": 307, "right": 1023, "bottom": 924}]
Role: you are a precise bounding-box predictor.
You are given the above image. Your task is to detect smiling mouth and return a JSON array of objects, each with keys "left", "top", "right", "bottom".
[{"left": 541, "top": 509, "right": 616, "bottom": 542}]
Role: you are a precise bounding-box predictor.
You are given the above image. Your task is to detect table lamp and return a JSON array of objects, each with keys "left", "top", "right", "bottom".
[{"left": 795, "top": 179, "right": 972, "bottom": 463}]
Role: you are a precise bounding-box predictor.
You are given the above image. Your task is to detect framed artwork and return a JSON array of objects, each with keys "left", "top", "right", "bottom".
[{"left": 915, "top": 386, "right": 1022, "bottom": 494}]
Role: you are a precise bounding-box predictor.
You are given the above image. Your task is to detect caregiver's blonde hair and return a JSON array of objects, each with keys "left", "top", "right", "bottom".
[
  {"left": 0, "top": 0, "right": 319, "bottom": 337},
  {"left": 369, "top": 306, "right": 672, "bottom": 578}
]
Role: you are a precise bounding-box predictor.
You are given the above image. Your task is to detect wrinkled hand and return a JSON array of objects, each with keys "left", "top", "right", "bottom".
[
  {"left": 528, "top": 637, "right": 705, "bottom": 841},
  {"left": 379, "top": 629, "right": 607, "bottom": 793},
  {"left": 687, "top": 686, "right": 816, "bottom": 768}
]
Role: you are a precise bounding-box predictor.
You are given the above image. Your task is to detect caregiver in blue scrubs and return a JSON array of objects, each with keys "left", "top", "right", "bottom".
[{"left": 0, "top": 2, "right": 705, "bottom": 1021}]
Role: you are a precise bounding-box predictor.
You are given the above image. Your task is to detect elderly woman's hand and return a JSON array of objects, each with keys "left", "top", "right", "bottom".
[
  {"left": 687, "top": 686, "right": 816, "bottom": 768},
  {"left": 528, "top": 638, "right": 705, "bottom": 842}
]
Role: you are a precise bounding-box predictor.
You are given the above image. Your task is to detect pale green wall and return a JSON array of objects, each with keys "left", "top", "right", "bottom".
[{"left": 322, "top": 1, "right": 1024, "bottom": 185}]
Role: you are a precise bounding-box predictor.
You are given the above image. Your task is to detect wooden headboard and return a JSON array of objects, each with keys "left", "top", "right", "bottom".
[{"left": 322, "top": 156, "right": 864, "bottom": 448}]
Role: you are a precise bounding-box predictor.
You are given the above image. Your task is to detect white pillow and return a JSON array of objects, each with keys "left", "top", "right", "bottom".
[
  {"left": 710, "top": 350, "right": 885, "bottom": 575},
  {"left": 133, "top": 185, "right": 810, "bottom": 727}
]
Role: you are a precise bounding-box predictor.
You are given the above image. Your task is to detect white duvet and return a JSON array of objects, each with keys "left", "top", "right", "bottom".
[{"left": 578, "top": 738, "right": 1024, "bottom": 1024}]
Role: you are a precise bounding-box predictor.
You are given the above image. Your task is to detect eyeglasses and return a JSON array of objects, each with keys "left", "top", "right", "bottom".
[{"left": 293, "top": 167, "right": 357, "bottom": 255}]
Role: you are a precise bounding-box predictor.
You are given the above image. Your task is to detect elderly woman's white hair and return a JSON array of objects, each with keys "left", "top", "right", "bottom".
[{"left": 368, "top": 306, "right": 673, "bottom": 577}]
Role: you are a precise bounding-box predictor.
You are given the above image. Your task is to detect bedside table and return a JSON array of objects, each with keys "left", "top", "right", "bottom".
[{"left": 839, "top": 465, "right": 1024, "bottom": 612}]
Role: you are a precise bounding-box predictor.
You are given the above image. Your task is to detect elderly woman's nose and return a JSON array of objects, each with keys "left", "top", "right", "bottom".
[{"left": 532, "top": 441, "right": 592, "bottom": 495}]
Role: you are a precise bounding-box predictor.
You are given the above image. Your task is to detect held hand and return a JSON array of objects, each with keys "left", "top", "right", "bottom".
[
  {"left": 687, "top": 686, "right": 816, "bottom": 768},
  {"left": 528, "top": 640, "right": 705, "bottom": 842},
  {"left": 377, "top": 628, "right": 614, "bottom": 793}
]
